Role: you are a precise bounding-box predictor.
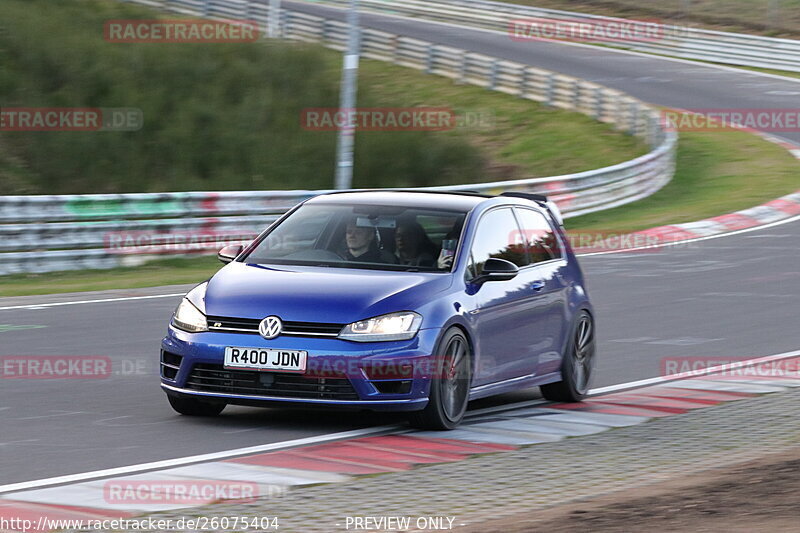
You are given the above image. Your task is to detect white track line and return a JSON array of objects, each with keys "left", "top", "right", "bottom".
[
  {"left": 3, "top": 348, "right": 797, "bottom": 495},
  {"left": 0, "top": 424, "right": 402, "bottom": 495},
  {"left": 464, "top": 348, "right": 800, "bottom": 416},
  {"left": 590, "top": 349, "right": 800, "bottom": 395},
  {"left": 576, "top": 213, "right": 800, "bottom": 257},
  {"left": 0, "top": 293, "right": 185, "bottom": 311}
]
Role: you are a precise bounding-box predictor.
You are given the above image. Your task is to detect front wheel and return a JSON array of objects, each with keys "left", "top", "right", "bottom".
[
  {"left": 167, "top": 394, "right": 226, "bottom": 416},
  {"left": 541, "top": 310, "right": 595, "bottom": 402},
  {"left": 408, "top": 328, "right": 472, "bottom": 430}
]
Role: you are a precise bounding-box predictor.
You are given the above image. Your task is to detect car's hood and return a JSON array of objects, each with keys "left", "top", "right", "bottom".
[{"left": 203, "top": 262, "right": 452, "bottom": 324}]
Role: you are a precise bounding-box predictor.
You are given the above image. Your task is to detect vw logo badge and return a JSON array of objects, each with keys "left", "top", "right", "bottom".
[{"left": 259, "top": 316, "right": 282, "bottom": 340}]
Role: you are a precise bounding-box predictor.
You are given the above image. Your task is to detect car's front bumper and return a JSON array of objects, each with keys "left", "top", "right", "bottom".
[{"left": 160, "top": 325, "right": 442, "bottom": 412}]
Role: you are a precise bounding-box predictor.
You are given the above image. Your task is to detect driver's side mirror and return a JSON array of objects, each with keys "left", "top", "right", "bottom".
[
  {"left": 217, "top": 244, "right": 244, "bottom": 264},
  {"left": 473, "top": 257, "right": 519, "bottom": 284}
]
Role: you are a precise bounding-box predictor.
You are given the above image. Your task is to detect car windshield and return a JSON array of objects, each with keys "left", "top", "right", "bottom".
[{"left": 243, "top": 203, "right": 467, "bottom": 272}]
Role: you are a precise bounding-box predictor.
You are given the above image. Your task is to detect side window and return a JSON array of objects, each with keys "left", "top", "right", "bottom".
[
  {"left": 514, "top": 208, "right": 562, "bottom": 264},
  {"left": 470, "top": 208, "right": 528, "bottom": 276}
]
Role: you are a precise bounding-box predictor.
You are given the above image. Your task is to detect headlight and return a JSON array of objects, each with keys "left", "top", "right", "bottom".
[
  {"left": 338, "top": 312, "right": 422, "bottom": 342},
  {"left": 172, "top": 298, "right": 208, "bottom": 333}
]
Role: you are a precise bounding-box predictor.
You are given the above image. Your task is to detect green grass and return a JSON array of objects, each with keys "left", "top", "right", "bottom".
[
  {"left": 566, "top": 129, "right": 800, "bottom": 232},
  {"left": 358, "top": 61, "right": 648, "bottom": 181},
  {"left": 0, "top": 256, "right": 222, "bottom": 297}
]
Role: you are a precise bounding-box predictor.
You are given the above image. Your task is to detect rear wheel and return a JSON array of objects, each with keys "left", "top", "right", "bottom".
[
  {"left": 167, "top": 394, "right": 226, "bottom": 417},
  {"left": 409, "top": 328, "right": 472, "bottom": 430},
  {"left": 541, "top": 310, "right": 594, "bottom": 402}
]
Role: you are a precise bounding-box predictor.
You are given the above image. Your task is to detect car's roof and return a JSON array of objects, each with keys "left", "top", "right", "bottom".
[{"left": 305, "top": 190, "right": 494, "bottom": 211}]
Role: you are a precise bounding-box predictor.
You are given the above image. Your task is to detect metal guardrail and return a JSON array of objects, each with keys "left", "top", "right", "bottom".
[
  {"left": 305, "top": 0, "right": 800, "bottom": 73},
  {"left": 0, "top": 0, "right": 676, "bottom": 275}
]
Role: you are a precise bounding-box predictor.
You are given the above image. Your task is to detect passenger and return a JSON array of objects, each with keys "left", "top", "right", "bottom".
[
  {"left": 339, "top": 219, "right": 397, "bottom": 263},
  {"left": 395, "top": 220, "right": 438, "bottom": 267}
]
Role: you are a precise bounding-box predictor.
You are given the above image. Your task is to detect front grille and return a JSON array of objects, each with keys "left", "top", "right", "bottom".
[
  {"left": 206, "top": 316, "right": 344, "bottom": 337},
  {"left": 185, "top": 363, "right": 359, "bottom": 400}
]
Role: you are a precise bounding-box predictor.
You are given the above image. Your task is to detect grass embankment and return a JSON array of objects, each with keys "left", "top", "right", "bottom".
[
  {"left": 566, "top": 129, "right": 800, "bottom": 232},
  {"left": 0, "top": 0, "right": 644, "bottom": 194}
]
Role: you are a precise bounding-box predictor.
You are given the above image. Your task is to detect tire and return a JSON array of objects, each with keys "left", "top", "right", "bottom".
[
  {"left": 541, "top": 310, "right": 595, "bottom": 403},
  {"left": 167, "top": 394, "right": 226, "bottom": 417},
  {"left": 409, "top": 328, "right": 472, "bottom": 430}
]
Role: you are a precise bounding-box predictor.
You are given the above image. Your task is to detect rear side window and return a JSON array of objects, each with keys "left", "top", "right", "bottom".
[
  {"left": 470, "top": 208, "right": 528, "bottom": 275},
  {"left": 514, "top": 207, "right": 562, "bottom": 263}
]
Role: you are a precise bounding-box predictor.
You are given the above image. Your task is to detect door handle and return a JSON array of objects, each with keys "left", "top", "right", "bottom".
[{"left": 531, "top": 280, "right": 546, "bottom": 292}]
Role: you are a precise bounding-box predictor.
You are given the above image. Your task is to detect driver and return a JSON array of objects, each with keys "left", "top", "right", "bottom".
[{"left": 339, "top": 219, "right": 397, "bottom": 263}]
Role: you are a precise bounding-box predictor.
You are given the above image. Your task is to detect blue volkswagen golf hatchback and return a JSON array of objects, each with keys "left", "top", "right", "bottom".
[{"left": 161, "top": 190, "right": 595, "bottom": 429}]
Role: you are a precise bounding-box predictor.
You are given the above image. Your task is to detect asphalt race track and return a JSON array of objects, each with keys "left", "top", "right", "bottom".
[{"left": 1, "top": 4, "right": 799, "bottom": 486}]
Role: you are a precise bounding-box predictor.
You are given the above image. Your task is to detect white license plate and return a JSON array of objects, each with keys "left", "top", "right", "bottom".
[{"left": 224, "top": 347, "right": 307, "bottom": 373}]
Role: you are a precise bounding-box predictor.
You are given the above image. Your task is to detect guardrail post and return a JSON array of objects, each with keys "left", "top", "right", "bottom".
[
  {"left": 391, "top": 36, "right": 399, "bottom": 64},
  {"left": 648, "top": 113, "right": 661, "bottom": 148},
  {"left": 594, "top": 88, "right": 603, "bottom": 120},
  {"left": 629, "top": 101, "right": 639, "bottom": 136},
  {"left": 572, "top": 80, "right": 581, "bottom": 111},
  {"left": 519, "top": 66, "right": 528, "bottom": 98},
  {"left": 545, "top": 73, "right": 554, "bottom": 107},
  {"left": 488, "top": 59, "right": 498, "bottom": 90},
  {"left": 202, "top": 0, "right": 210, "bottom": 17},
  {"left": 614, "top": 95, "right": 624, "bottom": 131},
  {"left": 279, "top": 8, "right": 288, "bottom": 39},
  {"left": 426, "top": 44, "right": 435, "bottom": 74},
  {"left": 459, "top": 52, "right": 468, "bottom": 84},
  {"left": 321, "top": 19, "right": 328, "bottom": 42}
]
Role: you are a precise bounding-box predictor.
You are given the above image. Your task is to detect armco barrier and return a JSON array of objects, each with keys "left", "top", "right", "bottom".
[
  {"left": 0, "top": 0, "right": 676, "bottom": 275},
  {"left": 303, "top": 0, "right": 800, "bottom": 73}
]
